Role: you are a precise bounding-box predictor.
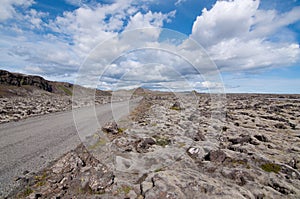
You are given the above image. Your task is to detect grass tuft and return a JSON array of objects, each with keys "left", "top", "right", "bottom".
[
  {"left": 58, "top": 85, "right": 72, "bottom": 96},
  {"left": 261, "top": 163, "right": 281, "bottom": 173}
]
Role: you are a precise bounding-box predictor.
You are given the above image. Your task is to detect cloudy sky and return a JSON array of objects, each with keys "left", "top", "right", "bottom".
[{"left": 0, "top": 0, "right": 300, "bottom": 93}]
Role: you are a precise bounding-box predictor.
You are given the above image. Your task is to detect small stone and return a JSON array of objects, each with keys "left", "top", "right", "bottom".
[
  {"left": 193, "top": 131, "right": 206, "bottom": 141},
  {"left": 144, "top": 138, "right": 156, "bottom": 145},
  {"left": 249, "top": 137, "right": 260, "bottom": 145},
  {"left": 141, "top": 181, "right": 153, "bottom": 194},
  {"left": 254, "top": 134, "right": 269, "bottom": 142},
  {"left": 102, "top": 122, "right": 119, "bottom": 134},
  {"left": 274, "top": 123, "right": 287, "bottom": 129},
  {"left": 81, "top": 178, "right": 90, "bottom": 190},
  {"left": 23, "top": 170, "right": 30, "bottom": 175},
  {"left": 170, "top": 102, "right": 181, "bottom": 110},
  {"left": 229, "top": 135, "right": 251, "bottom": 145},
  {"left": 127, "top": 190, "right": 138, "bottom": 199},
  {"left": 204, "top": 150, "right": 226, "bottom": 163},
  {"left": 187, "top": 147, "right": 201, "bottom": 159},
  {"left": 288, "top": 158, "right": 298, "bottom": 169},
  {"left": 81, "top": 166, "right": 92, "bottom": 173}
]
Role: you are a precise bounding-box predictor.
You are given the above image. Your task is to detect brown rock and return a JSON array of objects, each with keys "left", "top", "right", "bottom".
[
  {"left": 254, "top": 134, "right": 269, "bottom": 142},
  {"left": 204, "top": 150, "right": 226, "bottom": 163},
  {"left": 102, "top": 122, "right": 119, "bottom": 134}
]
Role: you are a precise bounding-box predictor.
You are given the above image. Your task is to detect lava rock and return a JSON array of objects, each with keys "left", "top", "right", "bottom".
[
  {"left": 102, "top": 122, "right": 120, "bottom": 134},
  {"left": 136, "top": 138, "right": 156, "bottom": 153},
  {"left": 254, "top": 134, "right": 269, "bottom": 142},
  {"left": 170, "top": 101, "right": 182, "bottom": 110},
  {"left": 204, "top": 150, "right": 226, "bottom": 163},
  {"left": 193, "top": 131, "right": 206, "bottom": 141},
  {"left": 228, "top": 135, "right": 251, "bottom": 145}
]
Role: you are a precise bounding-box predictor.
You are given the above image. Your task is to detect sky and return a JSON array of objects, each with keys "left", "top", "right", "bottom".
[{"left": 0, "top": 0, "right": 300, "bottom": 93}]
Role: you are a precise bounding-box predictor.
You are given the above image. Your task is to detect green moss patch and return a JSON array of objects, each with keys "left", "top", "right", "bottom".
[
  {"left": 58, "top": 85, "right": 72, "bottom": 96},
  {"left": 261, "top": 163, "right": 281, "bottom": 173},
  {"left": 19, "top": 187, "right": 33, "bottom": 198},
  {"left": 170, "top": 106, "right": 181, "bottom": 111},
  {"left": 153, "top": 135, "right": 171, "bottom": 147}
]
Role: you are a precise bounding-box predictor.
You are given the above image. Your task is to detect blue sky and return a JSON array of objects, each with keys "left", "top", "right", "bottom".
[{"left": 0, "top": 0, "right": 299, "bottom": 93}]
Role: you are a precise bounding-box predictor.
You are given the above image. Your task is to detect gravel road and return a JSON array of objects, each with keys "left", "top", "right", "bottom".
[{"left": 0, "top": 98, "right": 141, "bottom": 197}]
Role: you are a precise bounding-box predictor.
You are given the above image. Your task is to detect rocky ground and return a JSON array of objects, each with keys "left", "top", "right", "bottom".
[
  {"left": 0, "top": 69, "right": 116, "bottom": 124},
  {"left": 6, "top": 93, "right": 300, "bottom": 198},
  {"left": 0, "top": 94, "right": 112, "bottom": 124}
]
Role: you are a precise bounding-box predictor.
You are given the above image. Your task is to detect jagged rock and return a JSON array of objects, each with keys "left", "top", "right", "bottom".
[
  {"left": 288, "top": 158, "right": 298, "bottom": 169},
  {"left": 204, "top": 150, "right": 226, "bottom": 163},
  {"left": 254, "top": 134, "right": 269, "bottom": 142},
  {"left": 127, "top": 190, "right": 138, "bottom": 199},
  {"left": 267, "top": 177, "right": 295, "bottom": 195},
  {"left": 228, "top": 134, "right": 251, "bottom": 145},
  {"left": 227, "top": 145, "right": 248, "bottom": 153},
  {"left": 187, "top": 147, "right": 204, "bottom": 159},
  {"left": 274, "top": 123, "right": 287, "bottom": 129},
  {"left": 193, "top": 130, "right": 206, "bottom": 141},
  {"left": 170, "top": 101, "right": 181, "bottom": 110},
  {"left": 141, "top": 181, "right": 153, "bottom": 195},
  {"left": 102, "top": 122, "right": 120, "bottom": 134},
  {"left": 136, "top": 138, "right": 156, "bottom": 153},
  {"left": 143, "top": 173, "right": 185, "bottom": 199},
  {"left": 222, "top": 169, "right": 254, "bottom": 186}
]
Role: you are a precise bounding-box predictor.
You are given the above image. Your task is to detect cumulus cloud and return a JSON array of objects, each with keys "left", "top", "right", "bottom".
[
  {"left": 49, "top": 1, "right": 175, "bottom": 58},
  {"left": 0, "top": 0, "right": 34, "bottom": 22},
  {"left": 191, "top": 0, "right": 300, "bottom": 71},
  {"left": 125, "top": 11, "right": 176, "bottom": 31}
]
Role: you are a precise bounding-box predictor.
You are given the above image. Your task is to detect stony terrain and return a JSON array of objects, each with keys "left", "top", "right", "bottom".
[
  {"left": 0, "top": 94, "right": 113, "bottom": 124},
  {"left": 0, "top": 69, "right": 113, "bottom": 123},
  {"left": 7, "top": 93, "right": 300, "bottom": 199}
]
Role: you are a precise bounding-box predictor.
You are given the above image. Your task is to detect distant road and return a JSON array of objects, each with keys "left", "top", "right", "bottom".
[{"left": 0, "top": 98, "right": 141, "bottom": 197}]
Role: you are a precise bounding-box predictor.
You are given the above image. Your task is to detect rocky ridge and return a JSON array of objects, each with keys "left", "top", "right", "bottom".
[{"left": 0, "top": 70, "right": 114, "bottom": 124}]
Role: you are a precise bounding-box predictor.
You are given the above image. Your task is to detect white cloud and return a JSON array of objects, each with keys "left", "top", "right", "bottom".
[
  {"left": 24, "top": 65, "right": 44, "bottom": 73},
  {"left": 125, "top": 10, "right": 176, "bottom": 31},
  {"left": 64, "top": 0, "right": 83, "bottom": 6},
  {"left": 175, "top": 0, "right": 187, "bottom": 6},
  {"left": 191, "top": 0, "right": 300, "bottom": 71},
  {"left": 49, "top": 1, "right": 175, "bottom": 59},
  {"left": 0, "top": 0, "right": 34, "bottom": 22},
  {"left": 200, "top": 81, "right": 223, "bottom": 89}
]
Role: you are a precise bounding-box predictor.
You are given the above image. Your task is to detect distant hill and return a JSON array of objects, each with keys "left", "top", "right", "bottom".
[{"left": 0, "top": 69, "right": 111, "bottom": 97}]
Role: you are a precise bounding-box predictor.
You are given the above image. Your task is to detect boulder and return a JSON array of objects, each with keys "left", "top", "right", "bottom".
[{"left": 204, "top": 150, "right": 226, "bottom": 163}]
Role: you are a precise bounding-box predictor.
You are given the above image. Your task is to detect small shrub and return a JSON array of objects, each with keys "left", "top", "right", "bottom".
[
  {"left": 261, "top": 163, "right": 281, "bottom": 173},
  {"left": 58, "top": 85, "right": 72, "bottom": 96},
  {"left": 22, "top": 187, "right": 33, "bottom": 197},
  {"left": 122, "top": 186, "right": 132, "bottom": 194},
  {"left": 170, "top": 106, "right": 181, "bottom": 111},
  {"left": 153, "top": 135, "right": 171, "bottom": 147},
  {"left": 154, "top": 167, "right": 164, "bottom": 172}
]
